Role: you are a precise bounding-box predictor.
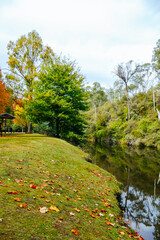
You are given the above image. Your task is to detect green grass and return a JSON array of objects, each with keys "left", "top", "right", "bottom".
[{"left": 0, "top": 134, "right": 140, "bottom": 240}]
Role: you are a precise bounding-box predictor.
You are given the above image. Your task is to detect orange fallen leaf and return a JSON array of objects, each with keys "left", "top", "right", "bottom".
[
  {"left": 45, "top": 199, "right": 50, "bottom": 203},
  {"left": 66, "top": 196, "right": 69, "bottom": 200},
  {"left": 71, "top": 229, "right": 79, "bottom": 235},
  {"left": 84, "top": 207, "right": 89, "bottom": 212},
  {"left": 40, "top": 195, "right": 46, "bottom": 198},
  {"left": 74, "top": 208, "right": 80, "bottom": 213},
  {"left": 106, "top": 221, "right": 111, "bottom": 225},
  {"left": 7, "top": 191, "right": 17, "bottom": 194},
  {"left": 91, "top": 213, "right": 96, "bottom": 218},
  {"left": 20, "top": 203, "right": 28, "bottom": 208},
  {"left": 92, "top": 208, "right": 98, "bottom": 213},
  {"left": 118, "top": 231, "right": 125, "bottom": 235},
  {"left": 14, "top": 198, "right": 21, "bottom": 202}
]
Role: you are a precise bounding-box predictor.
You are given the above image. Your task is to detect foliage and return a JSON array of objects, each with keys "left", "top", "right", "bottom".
[
  {"left": 6, "top": 30, "right": 54, "bottom": 97},
  {"left": 152, "top": 39, "right": 160, "bottom": 76},
  {"left": 0, "top": 70, "right": 11, "bottom": 114},
  {"left": 13, "top": 104, "right": 28, "bottom": 132},
  {"left": 27, "top": 58, "right": 88, "bottom": 144}
]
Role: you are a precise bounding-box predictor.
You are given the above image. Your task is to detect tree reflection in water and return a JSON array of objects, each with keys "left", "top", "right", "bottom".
[{"left": 85, "top": 143, "right": 160, "bottom": 240}]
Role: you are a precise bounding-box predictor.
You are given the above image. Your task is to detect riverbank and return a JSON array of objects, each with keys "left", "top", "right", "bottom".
[{"left": 0, "top": 134, "right": 143, "bottom": 239}]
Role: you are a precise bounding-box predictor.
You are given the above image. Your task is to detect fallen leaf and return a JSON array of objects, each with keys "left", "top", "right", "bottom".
[
  {"left": 7, "top": 191, "right": 17, "bottom": 194},
  {"left": 40, "top": 195, "right": 46, "bottom": 198},
  {"left": 20, "top": 203, "right": 28, "bottom": 208},
  {"left": 69, "top": 212, "right": 75, "bottom": 216},
  {"left": 14, "top": 198, "right": 21, "bottom": 202},
  {"left": 45, "top": 199, "right": 50, "bottom": 203},
  {"left": 49, "top": 206, "right": 60, "bottom": 212},
  {"left": 106, "top": 221, "right": 111, "bottom": 225},
  {"left": 71, "top": 229, "right": 79, "bottom": 235},
  {"left": 30, "top": 184, "right": 36, "bottom": 189},
  {"left": 74, "top": 208, "right": 80, "bottom": 213},
  {"left": 39, "top": 207, "right": 48, "bottom": 213}
]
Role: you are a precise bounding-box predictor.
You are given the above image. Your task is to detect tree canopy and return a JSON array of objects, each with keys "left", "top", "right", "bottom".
[
  {"left": 6, "top": 30, "right": 55, "bottom": 97},
  {"left": 0, "top": 70, "right": 11, "bottom": 114},
  {"left": 27, "top": 58, "right": 88, "bottom": 143}
]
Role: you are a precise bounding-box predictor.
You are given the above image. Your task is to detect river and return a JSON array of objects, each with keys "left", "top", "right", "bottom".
[{"left": 85, "top": 143, "right": 160, "bottom": 240}]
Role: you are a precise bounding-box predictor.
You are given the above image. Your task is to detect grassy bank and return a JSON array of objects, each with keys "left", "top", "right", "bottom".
[{"left": 0, "top": 134, "right": 142, "bottom": 240}]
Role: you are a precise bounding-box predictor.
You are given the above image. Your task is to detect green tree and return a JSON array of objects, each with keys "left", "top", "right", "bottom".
[
  {"left": 88, "top": 82, "right": 107, "bottom": 122},
  {"left": 27, "top": 58, "right": 88, "bottom": 143},
  {"left": 6, "top": 30, "right": 55, "bottom": 132},
  {"left": 152, "top": 39, "right": 160, "bottom": 78}
]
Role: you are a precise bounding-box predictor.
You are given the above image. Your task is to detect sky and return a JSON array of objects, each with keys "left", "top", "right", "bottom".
[{"left": 0, "top": 0, "right": 160, "bottom": 88}]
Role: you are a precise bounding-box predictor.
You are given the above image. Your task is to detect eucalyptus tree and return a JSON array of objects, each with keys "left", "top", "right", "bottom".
[
  {"left": 152, "top": 39, "right": 160, "bottom": 79},
  {"left": 114, "top": 60, "right": 139, "bottom": 120},
  {"left": 88, "top": 82, "right": 107, "bottom": 122}
]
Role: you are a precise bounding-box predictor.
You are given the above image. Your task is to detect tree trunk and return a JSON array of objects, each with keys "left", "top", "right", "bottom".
[
  {"left": 27, "top": 122, "right": 32, "bottom": 133},
  {"left": 94, "top": 103, "right": 97, "bottom": 122},
  {"left": 125, "top": 84, "right": 130, "bottom": 120},
  {"left": 153, "top": 91, "right": 156, "bottom": 111}
]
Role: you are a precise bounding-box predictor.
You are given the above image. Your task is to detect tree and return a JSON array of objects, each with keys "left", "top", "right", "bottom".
[
  {"left": 88, "top": 82, "right": 107, "bottom": 122},
  {"left": 13, "top": 104, "right": 28, "bottom": 132},
  {"left": 0, "top": 69, "right": 11, "bottom": 114},
  {"left": 152, "top": 39, "right": 160, "bottom": 78},
  {"left": 114, "top": 60, "right": 139, "bottom": 120},
  {"left": 27, "top": 58, "right": 88, "bottom": 143},
  {"left": 132, "top": 63, "right": 152, "bottom": 93},
  {"left": 6, "top": 30, "right": 55, "bottom": 132}
]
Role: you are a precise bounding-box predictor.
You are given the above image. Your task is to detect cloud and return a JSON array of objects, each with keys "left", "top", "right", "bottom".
[{"left": 0, "top": 0, "right": 160, "bottom": 88}]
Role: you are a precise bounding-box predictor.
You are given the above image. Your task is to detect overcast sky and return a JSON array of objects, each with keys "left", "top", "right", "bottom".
[{"left": 0, "top": 0, "right": 160, "bottom": 88}]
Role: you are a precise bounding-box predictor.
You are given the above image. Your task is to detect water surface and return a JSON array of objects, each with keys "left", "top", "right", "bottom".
[{"left": 86, "top": 144, "right": 160, "bottom": 240}]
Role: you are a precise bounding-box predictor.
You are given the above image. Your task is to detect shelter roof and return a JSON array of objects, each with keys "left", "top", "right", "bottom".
[{"left": 0, "top": 113, "right": 15, "bottom": 119}]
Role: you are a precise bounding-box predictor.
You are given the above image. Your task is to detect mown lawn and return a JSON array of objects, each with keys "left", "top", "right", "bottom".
[{"left": 0, "top": 134, "right": 142, "bottom": 240}]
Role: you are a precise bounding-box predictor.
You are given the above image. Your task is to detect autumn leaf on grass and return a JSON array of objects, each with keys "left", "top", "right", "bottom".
[
  {"left": 92, "top": 208, "right": 98, "bottom": 213},
  {"left": 69, "top": 212, "right": 75, "bottom": 216},
  {"left": 14, "top": 198, "right": 21, "bottom": 202},
  {"left": 7, "top": 191, "right": 18, "bottom": 194},
  {"left": 20, "top": 203, "right": 28, "bottom": 208},
  {"left": 71, "top": 229, "right": 79, "bottom": 235},
  {"left": 39, "top": 207, "right": 48, "bottom": 213},
  {"left": 74, "top": 208, "right": 80, "bottom": 213},
  {"left": 84, "top": 207, "right": 89, "bottom": 212},
  {"left": 90, "top": 213, "right": 96, "bottom": 218},
  {"left": 49, "top": 206, "right": 60, "bottom": 212},
  {"left": 30, "top": 184, "right": 36, "bottom": 189},
  {"left": 45, "top": 199, "right": 50, "bottom": 203},
  {"left": 40, "top": 195, "right": 46, "bottom": 198},
  {"left": 118, "top": 231, "right": 125, "bottom": 235},
  {"left": 106, "top": 221, "right": 111, "bottom": 225}
]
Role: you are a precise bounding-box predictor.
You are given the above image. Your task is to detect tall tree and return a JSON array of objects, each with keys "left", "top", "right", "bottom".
[
  {"left": 152, "top": 39, "right": 160, "bottom": 79},
  {"left": 114, "top": 60, "right": 139, "bottom": 120},
  {"left": 88, "top": 82, "right": 107, "bottom": 122},
  {"left": 27, "top": 58, "right": 88, "bottom": 143},
  {"left": 6, "top": 30, "right": 55, "bottom": 132},
  {"left": 0, "top": 69, "right": 11, "bottom": 114}
]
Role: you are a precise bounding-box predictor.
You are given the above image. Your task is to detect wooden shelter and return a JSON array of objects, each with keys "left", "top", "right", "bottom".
[{"left": 0, "top": 113, "right": 15, "bottom": 136}]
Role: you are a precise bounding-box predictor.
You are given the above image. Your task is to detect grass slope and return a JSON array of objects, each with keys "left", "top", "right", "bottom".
[{"left": 0, "top": 134, "right": 141, "bottom": 240}]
